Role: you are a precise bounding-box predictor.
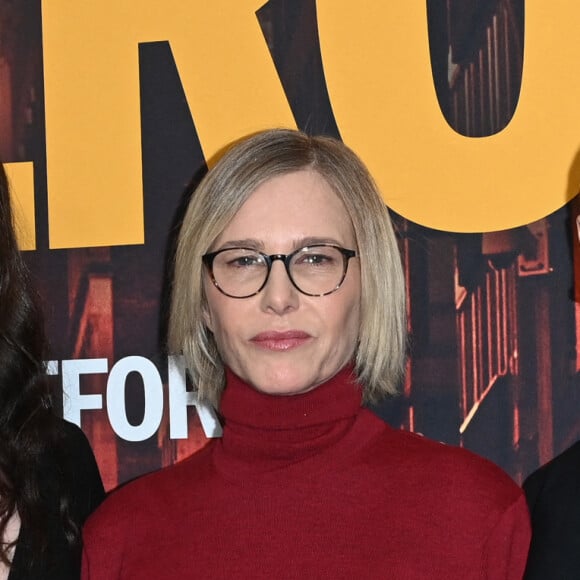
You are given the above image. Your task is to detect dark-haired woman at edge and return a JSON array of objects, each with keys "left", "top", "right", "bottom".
[{"left": 0, "top": 163, "right": 104, "bottom": 579}]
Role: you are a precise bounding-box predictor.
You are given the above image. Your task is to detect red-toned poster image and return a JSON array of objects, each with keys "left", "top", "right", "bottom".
[{"left": 1, "top": 0, "right": 579, "bottom": 492}]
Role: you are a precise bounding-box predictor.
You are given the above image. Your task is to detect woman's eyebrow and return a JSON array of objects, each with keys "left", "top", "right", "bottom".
[
  {"left": 215, "top": 236, "right": 346, "bottom": 252},
  {"left": 217, "top": 239, "right": 265, "bottom": 251},
  {"left": 295, "top": 236, "right": 344, "bottom": 248}
]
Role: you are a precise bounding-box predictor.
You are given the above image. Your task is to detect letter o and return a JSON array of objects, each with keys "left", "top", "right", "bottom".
[{"left": 106, "top": 356, "right": 164, "bottom": 442}]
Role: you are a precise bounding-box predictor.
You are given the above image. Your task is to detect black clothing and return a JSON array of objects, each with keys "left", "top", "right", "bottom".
[
  {"left": 524, "top": 440, "right": 580, "bottom": 579},
  {"left": 8, "top": 420, "right": 104, "bottom": 580}
]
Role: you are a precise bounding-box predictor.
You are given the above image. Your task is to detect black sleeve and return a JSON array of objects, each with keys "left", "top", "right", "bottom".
[
  {"left": 523, "top": 441, "right": 580, "bottom": 580},
  {"left": 522, "top": 460, "right": 546, "bottom": 515},
  {"left": 9, "top": 420, "right": 105, "bottom": 580},
  {"left": 57, "top": 419, "right": 106, "bottom": 526}
]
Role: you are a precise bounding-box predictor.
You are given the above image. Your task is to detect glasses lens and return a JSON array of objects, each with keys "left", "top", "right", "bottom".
[
  {"left": 211, "top": 249, "right": 268, "bottom": 297},
  {"left": 289, "top": 246, "right": 346, "bottom": 295}
]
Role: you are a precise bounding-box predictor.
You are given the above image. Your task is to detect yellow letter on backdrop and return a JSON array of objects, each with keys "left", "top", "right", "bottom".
[
  {"left": 41, "top": 1, "right": 295, "bottom": 249},
  {"left": 318, "top": 2, "right": 580, "bottom": 232}
]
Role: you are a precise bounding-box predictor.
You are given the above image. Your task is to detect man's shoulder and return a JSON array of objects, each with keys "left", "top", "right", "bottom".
[{"left": 524, "top": 439, "right": 580, "bottom": 506}]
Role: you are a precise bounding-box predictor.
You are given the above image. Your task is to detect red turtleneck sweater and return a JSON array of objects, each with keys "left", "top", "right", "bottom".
[{"left": 82, "top": 367, "right": 530, "bottom": 579}]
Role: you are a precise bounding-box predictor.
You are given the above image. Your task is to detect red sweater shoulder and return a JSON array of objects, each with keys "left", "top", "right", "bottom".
[
  {"left": 360, "top": 410, "right": 525, "bottom": 517},
  {"left": 82, "top": 442, "right": 216, "bottom": 578}
]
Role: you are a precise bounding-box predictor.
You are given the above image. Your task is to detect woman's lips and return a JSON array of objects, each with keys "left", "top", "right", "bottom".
[{"left": 250, "top": 330, "right": 312, "bottom": 351}]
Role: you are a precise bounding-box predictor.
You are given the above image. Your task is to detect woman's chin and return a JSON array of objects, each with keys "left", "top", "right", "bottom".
[{"left": 248, "top": 368, "right": 318, "bottom": 397}]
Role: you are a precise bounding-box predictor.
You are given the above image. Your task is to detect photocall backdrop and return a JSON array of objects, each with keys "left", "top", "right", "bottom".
[{"left": 1, "top": 0, "right": 579, "bottom": 490}]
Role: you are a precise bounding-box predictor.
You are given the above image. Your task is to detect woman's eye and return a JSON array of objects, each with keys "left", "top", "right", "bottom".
[
  {"left": 228, "top": 255, "right": 261, "bottom": 268},
  {"left": 299, "top": 253, "right": 334, "bottom": 266}
]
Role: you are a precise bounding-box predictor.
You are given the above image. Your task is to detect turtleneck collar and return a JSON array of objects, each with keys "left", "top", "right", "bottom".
[
  {"left": 220, "top": 364, "right": 361, "bottom": 429},
  {"left": 213, "top": 365, "right": 365, "bottom": 480}
]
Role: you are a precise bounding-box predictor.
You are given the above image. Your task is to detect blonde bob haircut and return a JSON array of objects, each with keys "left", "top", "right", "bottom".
[{"left": 169, "top": 129, "right": 406, "bottom": 407}]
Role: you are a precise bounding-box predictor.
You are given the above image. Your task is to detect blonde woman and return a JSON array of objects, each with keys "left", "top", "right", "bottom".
[{"left": 83, "top": 129, "right": 530, "bottom": 579}]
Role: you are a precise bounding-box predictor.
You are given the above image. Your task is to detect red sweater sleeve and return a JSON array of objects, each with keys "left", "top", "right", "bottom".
[
  {"left": 81, "top": 500, "right": 127, "bottom": 580},
  {"left": 480, "top": 493, "right": 531, "bottom": 579}
]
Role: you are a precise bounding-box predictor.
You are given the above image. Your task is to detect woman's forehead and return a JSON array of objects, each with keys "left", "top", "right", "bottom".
[{"left": 212, "top": 170, "right": 355, "bottom": 249}]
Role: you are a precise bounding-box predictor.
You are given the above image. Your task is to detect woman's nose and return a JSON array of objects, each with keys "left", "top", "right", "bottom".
[{"left": 259, "top": 260, "right": 299, "bottom": 314}]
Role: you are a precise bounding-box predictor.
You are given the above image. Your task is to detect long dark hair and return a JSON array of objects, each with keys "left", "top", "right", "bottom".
[{"left": 0, "top": 164, "right": 77, "bottom": 566}]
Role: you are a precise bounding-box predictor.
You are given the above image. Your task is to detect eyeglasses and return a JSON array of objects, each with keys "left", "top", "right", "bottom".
[{"left": 202, "top": 244, "right": 357, "bottom": 299}]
